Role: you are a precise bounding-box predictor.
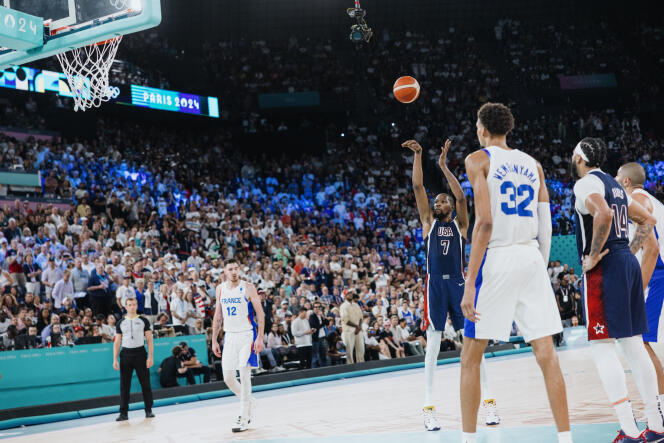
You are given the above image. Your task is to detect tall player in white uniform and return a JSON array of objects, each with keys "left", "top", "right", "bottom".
[
  {"left": 460, "top": 103, "right": 572, "bottom": 443},
  {"left": 211, "top": 258, "right": 265, "bottom": 433},
  {"left": 616, "top": 162, "right": 664, "bottom": 401}
]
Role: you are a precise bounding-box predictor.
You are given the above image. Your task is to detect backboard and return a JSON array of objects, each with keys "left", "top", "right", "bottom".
[{"left": 0, "top": 0, "right": 161, "bottom": 70}]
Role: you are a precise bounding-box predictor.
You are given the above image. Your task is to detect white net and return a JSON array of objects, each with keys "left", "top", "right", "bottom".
[{"left": 56, "top": 36, "right": 122, "bottom": 112}]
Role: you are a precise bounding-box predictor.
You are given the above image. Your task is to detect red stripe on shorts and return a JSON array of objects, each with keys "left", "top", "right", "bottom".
[
  {"left": 586, "top": 265, "right": 609, "bottom": 340},
  {"left": 423, "top": 275, "right": 430, "bottom": 331}
]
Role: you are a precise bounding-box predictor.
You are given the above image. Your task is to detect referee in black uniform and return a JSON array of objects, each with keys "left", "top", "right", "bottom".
[{"left": 112, "top": 297, "right": 155, "bottom": 421}]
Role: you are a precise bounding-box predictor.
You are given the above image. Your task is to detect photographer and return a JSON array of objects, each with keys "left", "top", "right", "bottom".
[{"left": 158, "top": 346, "right": 190, "bottom": 388}]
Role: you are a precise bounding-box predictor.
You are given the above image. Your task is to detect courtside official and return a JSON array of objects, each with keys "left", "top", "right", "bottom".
[{"left": 113, "top": 297, "right": 155, "bottom": 421}]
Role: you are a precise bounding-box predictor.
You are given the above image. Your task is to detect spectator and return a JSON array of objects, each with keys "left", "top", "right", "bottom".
[
  {"left": 396, "top": 317, "right": 424, "bottom": 355},
  {"left": 116, "top": 274, "right": 135, "bottom": 313},
  {"left": 52, "top": 270, "right": 74, "bottom": 310},
  {"left": 23, "top": 253, "right": 42, "bottom": 297},
  {"left": 178, "top": 342, "right": 211, "bottom": 383},
  {"left": 0, "top": 311, "right": 10, "bottom": 335},
  {"left": 71, "top": 258, "right": 90, "bottom": 303},
  {"left": 291, "top": 307, "right": 313, "bottom": 369},
  {"left": 266, "top": 323, "right": 288, "bottom": 366},
  {"left": 41, "top": 258, "right": 62, "bottom": 301},
  {"left": 40, "top": 313, "right": 61, "bottom": 345},
  {"left": 159, "top": 346, "right": 189, "bottom": 387},
  {"left": 340, "top": 291, "right": 364, "bottom": 364},
  {"left": 326, "top": 332, "right": 346, "bottom": 365},
  {"left": 308, "top": 302, "right": 327, "bottom": 368},
  {"left": 556, "top": 276, "right": 575, "bottom": 328},
  {"left": 364, "top": 324, "right": 390, "bottom": 360},
  {"left": 88, "top": 260, "right": 111, "bottom": 317},
  {"left": 170, "top": 288, "right": 187, "bottom": 327},
  {"left": 381, "top": 319, "right": 405, "bottom": 358},
  {"left": 45, "top": 323, "right": 66, "bottom": 347}
]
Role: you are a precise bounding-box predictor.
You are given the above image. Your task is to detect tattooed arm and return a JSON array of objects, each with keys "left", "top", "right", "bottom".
[
  {"left": 582, "top": 193, "right": 614, "bottom": 273},
  {"left": 628, "top": 197, "right": 658, "bottom": 289}
]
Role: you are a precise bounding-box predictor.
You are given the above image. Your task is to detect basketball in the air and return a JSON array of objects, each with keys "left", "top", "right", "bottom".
[{"left": 393, "top": 76, "right": 420, "bottom": 103}]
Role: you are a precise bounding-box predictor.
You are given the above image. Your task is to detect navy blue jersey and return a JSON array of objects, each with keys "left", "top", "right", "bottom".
[
  {"left": 575, "top": 170, "right": 630, "bottom": 260},
  {"left": 425, "top": 219, "right": 464, "bottom": 277}
]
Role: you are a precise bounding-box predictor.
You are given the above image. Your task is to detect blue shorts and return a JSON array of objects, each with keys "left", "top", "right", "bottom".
[
  {"left": 643, "top": 274, "right": 664, "bottom": 343},
  {"left": 423, "top": 274, "right": 464, "bottom": 332},
  {"left": 584, "top": 249, "right": 647, "bottom": 341}
]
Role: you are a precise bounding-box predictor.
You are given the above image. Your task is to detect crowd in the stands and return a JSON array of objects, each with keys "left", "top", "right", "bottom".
[{"left": 1, "top": 20, "right": 663, "bottom": 384}]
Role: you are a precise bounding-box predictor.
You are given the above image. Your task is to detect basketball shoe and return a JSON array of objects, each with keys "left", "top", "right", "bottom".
[
  {"left": 232, "top": 417, "right": 249, "bottom": 433},
  {"left": 612, "top": 429, "right": 646, "bottom": 442},
  {"left": 641, "top": 428, "right": 664, "bottom": 442},
  {"left": 483, "top": 399, "right": 501, "bottom": 426},
  {"left": 423, "top": 406, "right": 441, "bottom": 431}
]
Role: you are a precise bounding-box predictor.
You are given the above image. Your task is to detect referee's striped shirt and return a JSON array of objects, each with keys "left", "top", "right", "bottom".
[{"left": 116, "top": 316, "right": 151, "bottom": 349}]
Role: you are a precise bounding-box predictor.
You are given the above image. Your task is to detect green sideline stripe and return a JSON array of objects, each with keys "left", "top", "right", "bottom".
[{"left": 0, "top": 347, "right": 531, "bottom": 430}]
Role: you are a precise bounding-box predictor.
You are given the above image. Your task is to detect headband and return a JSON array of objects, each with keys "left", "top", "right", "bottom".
[{"left": 573, "top": 142, "right": 589, "bottom": 162}]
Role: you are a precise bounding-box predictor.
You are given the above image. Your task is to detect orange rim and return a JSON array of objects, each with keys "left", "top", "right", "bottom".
[{"left": 93, "top": 37, "right": 121, "bottom": 46}]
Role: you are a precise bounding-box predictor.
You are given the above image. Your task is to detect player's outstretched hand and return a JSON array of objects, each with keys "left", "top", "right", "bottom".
[
  {"left": 439, "top": 139, "right": 451, "bottom": 170},
  {"left": 254, "top": 337, "right": 264, "bottom": 354},
  {"left": 582, "top": 249, "right": 609, "bottom": 274},
  {"left": 212, "top": 341, "right": 222, "bottom": 358},
  {"left": 461, "top": 283, "right": 480, "bottom": 323},
  {"left": 401, "top": 140, "right": 423, "bottom": 154}
]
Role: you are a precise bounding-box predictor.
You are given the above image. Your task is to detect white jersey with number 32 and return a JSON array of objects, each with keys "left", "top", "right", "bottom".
[
  {"left": 218, "top": 280, "right": 254, "bottom": 333},
  {"left": 483, "top": 146, "right": 540, "bottom": 249}
]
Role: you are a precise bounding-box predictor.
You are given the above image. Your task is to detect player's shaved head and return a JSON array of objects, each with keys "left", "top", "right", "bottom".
[{"left": 618, "top": 162, "right": 646, "bottom": 188}]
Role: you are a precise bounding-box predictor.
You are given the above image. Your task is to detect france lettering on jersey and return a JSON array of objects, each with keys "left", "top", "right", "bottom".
[
  {"left": 483, "top": 146, "right": 540, "bottom": 249},
  {"left": 219, "top": 280, "right": 257, "bottom": 333},
  {"left": 422, "top": 219, "right": 465, "bottom": 331},
  {"left": 628, "top": 188, "right": 664, "bottom": 342},
  {"left": 573, "top": 170, "right": 647, "bottom": 341}
]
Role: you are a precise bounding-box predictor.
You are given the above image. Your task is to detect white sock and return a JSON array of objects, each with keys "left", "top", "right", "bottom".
[
  {"left": 239, "top": 365, "right": 252, "bottom": 419},
  {"left": 615, "top": 400, "right": 640, "bottom": 438},
  {"left": 223, "top": 370, "right": 241, "bottom": 397},
  {"left": 461, "top": 432, "right": 477, "bottom": 443},
  {"left": 557, "top": 431, "right": 573, "bottom": 443},
  {"left": 424, "top": 329, "right": 442, "bottom": 408},
  {"left": 480, "top": 355, "right": 493, "bottom": 402},
  {"left": 618, "top": 336, "right": 664, "bottom": 432},
  {"left": 589, "top": 341, "right": 639, "bottom": 436}
]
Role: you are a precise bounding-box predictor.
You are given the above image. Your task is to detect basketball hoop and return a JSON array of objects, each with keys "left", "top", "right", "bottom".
[{"left": 56, "top": 36, "right": 123, "bottom": 112}]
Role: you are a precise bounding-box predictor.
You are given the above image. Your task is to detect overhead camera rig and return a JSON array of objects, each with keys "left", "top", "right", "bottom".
[{"left": 347, "top": 0, "right": 372, "bottom": 44}]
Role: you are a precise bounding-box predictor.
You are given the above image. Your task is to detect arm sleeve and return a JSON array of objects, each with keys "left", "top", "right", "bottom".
[
  {"left": 116, "top": 319, "right": 123, "bottom": 334},
  {"left": 537, "top": 202, "right": 552, "bottom": 264},
  {"left": 142, "top": 317, "right": 151, "bottom": 331}
]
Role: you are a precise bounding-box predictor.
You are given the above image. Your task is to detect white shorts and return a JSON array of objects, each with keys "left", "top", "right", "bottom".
[
  {"left": 222, "top": 329, "right": 258, "bottom": 371},
  {"left": 463, "top": 244, "right": 563, "bottom": 343}
]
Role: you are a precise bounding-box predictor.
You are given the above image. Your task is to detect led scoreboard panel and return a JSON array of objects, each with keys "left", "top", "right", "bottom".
[
  {"left": 0, "top": 65, "right": 220, "bottom": 118},
  {"left": 129, "top": 85, "right": 219, "bottom": 117}
]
